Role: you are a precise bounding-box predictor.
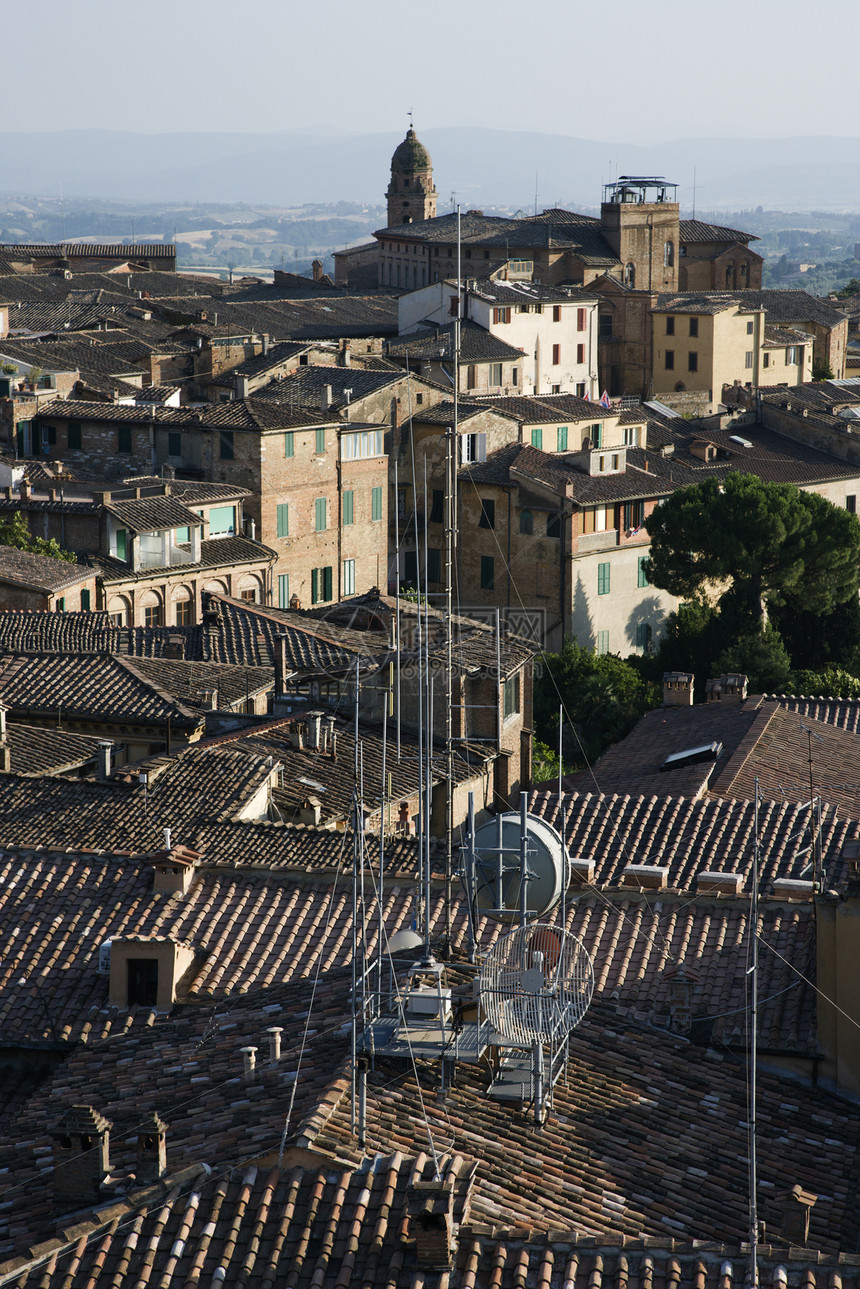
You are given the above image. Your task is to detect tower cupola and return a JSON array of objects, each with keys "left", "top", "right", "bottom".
[{"left": 387, "top": 127, "right": 437, "bottom": 227}]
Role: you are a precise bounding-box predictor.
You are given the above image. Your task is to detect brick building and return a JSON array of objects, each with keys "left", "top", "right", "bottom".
[{"left": 0, "top": 546, "right": 97, "bottom": 613}]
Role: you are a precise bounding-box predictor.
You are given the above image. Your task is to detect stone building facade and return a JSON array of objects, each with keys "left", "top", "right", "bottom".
[{"left": 386, "top": 128, "right": 437, "bottom": 227}]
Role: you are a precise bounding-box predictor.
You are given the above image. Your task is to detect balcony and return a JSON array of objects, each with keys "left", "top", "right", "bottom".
[{"left": 577, "top": 529, "right": 619, "bottom": 552}]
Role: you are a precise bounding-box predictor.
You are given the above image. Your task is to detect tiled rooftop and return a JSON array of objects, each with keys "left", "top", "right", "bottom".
[
  {"left": 0, "top": 653, "right": 202, "bottom": 728},
  {"left": 0, "top": 547, "right": 92, "bottom": 593}
]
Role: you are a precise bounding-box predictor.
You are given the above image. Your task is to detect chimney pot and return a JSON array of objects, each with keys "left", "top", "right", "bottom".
[
  {"left": 662, "top": 671, "right": 694, "bottom": 707},
  {"left": 98, "top": 740, "right": 113, "bottom": 780},
  {"left": 265, "top": 1026, "right": 283, "bottom": 1063},
  {"left": 240, "top": 1046, "right": 258, "bottom": 1083}
]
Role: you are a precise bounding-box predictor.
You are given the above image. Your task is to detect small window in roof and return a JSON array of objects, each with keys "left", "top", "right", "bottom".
[{"left": 660, "top": 741, "right": 723, "bottom": 772}]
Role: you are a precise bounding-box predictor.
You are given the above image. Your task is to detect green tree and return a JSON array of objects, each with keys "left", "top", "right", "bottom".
[
  {"left": 836, "top": 278, "right": 860, "bottom": 298},
  {"left": 534, "top": 642, "right": 660, "bottom": 770},
  {"left": 644, "top": 474, "right": 860, "bottom": 633},
  {"left": 0, "top": 512, "right": 75, "bottom": 563}
]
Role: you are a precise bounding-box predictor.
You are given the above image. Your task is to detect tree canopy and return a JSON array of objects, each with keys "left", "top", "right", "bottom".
[
  {"left": 643, "top": 474, "right": 860, "bottom": 631},
  {"left": 0, "top": 512, "right": 76, "bottom": 563}
]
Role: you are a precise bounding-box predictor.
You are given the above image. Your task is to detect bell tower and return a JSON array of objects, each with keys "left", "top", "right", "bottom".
[{"left": 387, "top": 126, "right": 437, "bottom": 228}]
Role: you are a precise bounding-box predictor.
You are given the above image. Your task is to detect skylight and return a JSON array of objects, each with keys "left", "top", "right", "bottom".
[{"left": 660, "top": 741, "right": 723, "bottom": 772}]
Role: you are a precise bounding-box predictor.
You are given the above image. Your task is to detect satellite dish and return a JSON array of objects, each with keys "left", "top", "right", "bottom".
[
  {"left": 479, "top": 922, "right": 594, "bottom": 1045},
  {"left": 469, "top": 813, "right": 570, "bottom": 923}
]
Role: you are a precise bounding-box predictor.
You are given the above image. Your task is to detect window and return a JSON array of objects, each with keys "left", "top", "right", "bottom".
[
  {"left": 531, "top": 427, "right": 543, "bottom": 449},
  {"left": 427, "top": 547, "right": 441, "bottom": 582},
  {"left": 786, "top": 346, "right": 797, "bottom": 365},
  {"left": 623, "top": 426, "right": 638, "bottom": 447},
  {"left": 599, "top": 313, "right": 613, "bottom": 340},
  {"left": 547, "top": 513, "right": 561, "bottom": 538},
  {"left": 284, "top": 431, "right": 294, "bottom": 458},
  {"left": 596, "top": 630, "right": 610, "bottom": 655},
  {"left": 479, "top": 498, "right": 495, "bottom": 529},
  {"left": 848, "top": 495, "right": 857, "bottom": 514},
  {"left": 209, "top": 506, "right": 235, "bottom": 536},
  {"left": 624, "top": 263, "right": 635, "bottom": 287},
  {"left": 219, "top": 431, "right": 234, "bottom": 460},
  {"left": 518, "top": 303, "right": 529, "bottom": 314},
  {"left": 575, "top": 342, "right": 584, "bottom": 365},
  {"left": 666, "top": 317, "right": 675, "bottom": 336},
  {"left": 341, "top": 429, "right": 383, "bottom": 459},
  {"left": 664, "top": 241, "right": 674, "bottom": 267},
  {"left": 430, "top": 489, "right": 443, "bottom": 523},
  {"left": 343, "top": 558, "right": 356, "bottom": 595},
  {"left": 127, "top": 958, "right": 158, "bottom": 1007},
  {"left": 745, "top": 351, "right": 754, "bottom": 369},
  {"left": 315, "top": 498, "right": 327, "bottom": 531},
  {"left": 371, "top": 486, "right": 383, "bottom": 521},
  {"left": 576, "top": 383, "right": 586, "bottom": 398},
  {"left": 343, "top": 489, "right": 354, "bottom": 525},
  {"left": 746, "top": 320, "right": 754, "bottom": 335},
  {"left": 512, "top": 367, "right": 518, "bottom": 386},
  {"left": 623, "top": 499, "right": 644, "bottom": 531},
  {"left": 109, "top": 611, "right": 125, "bottom": 627},
  {"left": 637, "top": 555, "right": 649, "bottom": 587},
  {"left": 689, "top": 317, "right": 699, "bottom": 338},
  {"left": 763, "top": 353, "right": 770, "bottom": 368},
  {"left": 688, "top": 352, "right": 698, "bottom": 372},
  {"left": 276, "top": 503, "right": 289, "bottom": 538},
  {"left": 503, "top": 674, "right": 521, "bottom": 718},
  {"left": 144, "top": 604, "right": 162, "bottom": 627},
  {"left": 241, "top": 588, "right": 257, "bottom": 604},
  {"left": 480, "top": 555, "right": 495, "bottom": 590},
  {"left": 553, "top": 305, "right": 562, "bottom": 322},
  {"left": 68, "top": 421, "right": 82, "bottom": 450},
  {"left": 115, "top": 528, "right": 128, "bottom": 561},
  {"left": 635, "top": 622, "right": 652, "bottom": 651},
  {"left": 461, "top": 433, "right": 486, "bottom": 463},
  {"left": 492, "top": 307, "right": 511, "bottom": 324},
  {"left": 118, "top": 426, "right": 132, "bottom": 454},
  {"left": 278, "top": 574, "right": 290, "bottom": 608},
  {"left": 520, "top": 509, "right": 533, "bottom": 535},
  {"left": 175, "top": 599, "right": 193, "bottom": 626},
  {"left": 665, "top": 350, "right": 675, "bottom": 371},
  {"left": 55, "top": 597, "right": 65, "bottom": 613},
  {"left": 467, "top": 364, "right": 477, "bottom": 390},
  {"left": 552, "top": 344, "right": 561, "bottom": 365},
  {"left": 311, "top": 566, "right": 333, "bottom": 603},
  {"left": 80, "top": 588, "right": 91, "bottom": 612},
  {"left": 168, "top": 431, "right": 181, "bottom": 457},
  {"left": 577, "top": 307, "right": 586, "bottom": 332},
  {"left": 552, "top": 384, "right": 561, "bottom": 395},
  {"left": 597, "top": 562, "right": 610, "bottom": 595},
  {"left": 557, "top": 425, "right": 568, "bottom": 451},
  {"left": 315, "top": 428, "right": 326, "bottom": 454},
  {"left": 489, "top": 362, "right": 503, "bottom": 386}
]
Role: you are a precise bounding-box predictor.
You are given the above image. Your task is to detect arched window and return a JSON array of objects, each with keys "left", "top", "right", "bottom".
[
  {"left": 624, "top": 262, "right": 636, "bottom": 287},
  {"left": 519, "top": 509, "right": 534, "bottom": 535},
  {"left": 674, "top": 382, "right": 686, "bottom": 392},
  {"left": 726, "top": 263, "right": 735, "bottom": 289},
  {"left": 740, "top": 262, "right": 749, "bottom": 286},
  {"left": 664, "top": 241, "right": 674, "bottom": 267}
]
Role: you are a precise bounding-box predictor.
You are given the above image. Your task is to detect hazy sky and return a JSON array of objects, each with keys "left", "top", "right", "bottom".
[{"left": 7, "top": 0, "right": 858, "bottom": 142}]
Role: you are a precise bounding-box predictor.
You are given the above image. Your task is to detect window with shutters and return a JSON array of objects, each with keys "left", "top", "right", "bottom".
[
  {"left": 552, "top": 344, "right": 561, "bottom": 365},
  {"left": 343, "top": 490, "right": 354, "bottom": 525},
  {"left": 531, "top": 427, "right": 543, "bottom": 449},
  {"left": 284, "top": 431, "right": 294, "bottom": 457},
  {"left": 577, "top": 307, "right": 586, "bottom": 331},
  {"left": 371, "top": 486, "right": 383, "bottom": 521},
  {"left": 343, "top": 559, "right": 356, "bottom": 595},
  {"left": 80, "top": 588, "right": 91, "bottom": 612},
  {"left": 638, "top": 555, "right": 650, "bottom": 587},
  {"left": 576, "top": 343, "right": 585, "bottom": 364},
  {"left": 315, "top": 498, "right": 327, "bottom": 531},
  {"left": 596, "top": 630, "right": 610, "bottom": 655},
  {"left": 635, "top": 622, "right": 652, "bottom": 651},
  {"left": 276, "top": 503, "right": 289, "bottom": 538},
  {"left": 520, "top": 509, "right": 533, "bottom": 535},
  {"left": 597, "top": 563, "right": 611, "bottom": 595},
  {"left": 278, "top": 574, "right": 290, "bottom": 608},
  {"left": 557, "top": 425, "right": 568, "bottom": 451},
  {"left": 316, "top": 428, "right": 326, "bottom": 454},
  {"left": 492, "top": 307, "right": 511, "bottom": 324},
  {"left": 553, "top": 306, "right": 562, "bottom": 322},
  {"left": 503, "top": 674, "right": 521, "bottom": 718},
  {"left": 489, "top": 362, "right": 503, "bottom": 385}
]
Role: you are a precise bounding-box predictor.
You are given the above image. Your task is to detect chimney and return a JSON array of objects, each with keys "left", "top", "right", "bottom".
[
  {"left": 19, "top": 478, "right": 31, "bottom": 501},
  {"left": 780, "top": 1184, "right": 817, "bottom": 1246},
  {"left": 406, "top": 1175, "right": 456, "bottom": 1269},
  {"left": 706, "top": 673, "right": 748, "bottom": 703},
  {"left": 240, "top": 1046, "right": 258, "bottom": 1083},
  {"left": 152, "top": 843, "right": 200, "bottom": 895},
  {"left": 274, "top": 632, "right": 289, "bottom": 697},
  {"left": 320, "top": 385, "right": 333, "bottom": 413},
  {"left": 289, "top": 594, "right": 301, "bottom": 611},
  {"left": 135, "top": 1111, "right": 168, "bottom": 1184},
  {"left": 236, "top": 374, "right": 250, "bottom": 400},
  {"left": 245, "top": 517, "right": 256, "bottom": 541},
  {"left": 201, "top": 687, "right": 219, "bottom": 711},
  {"left": 53, "top": 459, "right": 64, "bottom": 476},
  {"left": 305, "top": 710, "right": 324, "bottom": 750},
  {"left": 52, "top": 1105, "right": 112, "bottom": 1208},
  {"left": 164, "top": 635, "right": 185, "bottom": 661},
  {"left": 98, "top": 740, "right": 113, "bottom": 780},
  {"left": 662, "top": 672, "right": 694, "bottom": 707},
  {"left": 322, "top": 713, "right": 336, "bottom": 754},
  {"left": 341, "top": 339, "right": 351, "bottom": 367},
  {"left": 312, "top": 259, "right": 323, "bottom": 282},
  {"left": 261, "top": 334, "right": 269, "bottom": 355},
  {"left": 265, "top": 1026, "right": 283, "bottom": 1063}
]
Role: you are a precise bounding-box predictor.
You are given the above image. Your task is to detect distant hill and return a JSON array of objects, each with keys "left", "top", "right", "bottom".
[{"left": 0, "top": 128, "right": 858, "bottom": 212}]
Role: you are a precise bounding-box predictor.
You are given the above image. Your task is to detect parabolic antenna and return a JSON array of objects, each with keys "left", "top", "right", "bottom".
[
  {"left": 469, "top": 813, "right": 570, "bottom": 923},
  {"left": 479, "top": 922, "right": 594, "bottom": 1045}
]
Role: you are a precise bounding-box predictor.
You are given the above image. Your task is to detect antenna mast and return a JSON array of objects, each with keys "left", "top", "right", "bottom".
[
  {"left": 445, "top": 207, "right": 461, "bottom": 946},
  {"left": 748, "top": 778, "right": 760, "bottom": 1289}
]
